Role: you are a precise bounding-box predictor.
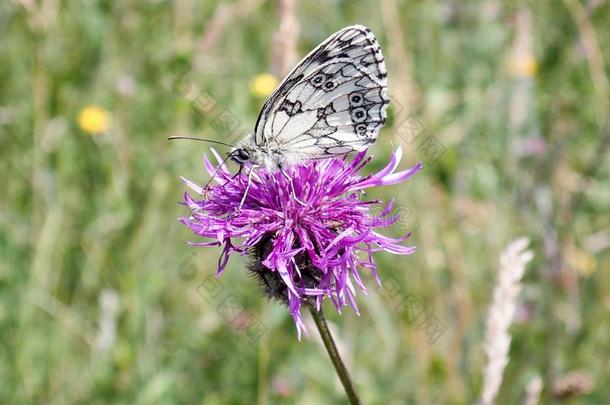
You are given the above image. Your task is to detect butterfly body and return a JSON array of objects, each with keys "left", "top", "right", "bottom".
[{"left": 231, "top": 25, "right": 389, "bottom": 171}]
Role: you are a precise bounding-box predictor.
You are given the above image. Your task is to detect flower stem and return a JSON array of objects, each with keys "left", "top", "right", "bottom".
[{"left": 308, "top": 304, "right": 361, "bottom": 405}]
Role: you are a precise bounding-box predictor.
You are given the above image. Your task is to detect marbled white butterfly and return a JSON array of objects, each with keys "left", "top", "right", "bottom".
[{"left": 230, "top": 25, "right": 388, "bottom": 171}]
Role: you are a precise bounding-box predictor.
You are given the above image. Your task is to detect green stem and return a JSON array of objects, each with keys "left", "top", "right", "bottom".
[{"left": 308, "top": 305, "right": 361, "bottom": 405}]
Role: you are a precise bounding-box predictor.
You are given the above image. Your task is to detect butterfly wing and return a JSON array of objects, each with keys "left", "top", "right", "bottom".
[{"left": 254, "top": 25, "right": 388, "bottom": 163}]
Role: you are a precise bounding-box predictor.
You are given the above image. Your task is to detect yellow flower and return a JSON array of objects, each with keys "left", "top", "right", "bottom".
[
  {"left": 507, "top": 54, "right": 538, "bottom": 78},
  {"left": 250, "top": 73, "right": 279, "bottom": 98},
  {"left": 78, "top": 106, "right": 110, "bottom": 134}
]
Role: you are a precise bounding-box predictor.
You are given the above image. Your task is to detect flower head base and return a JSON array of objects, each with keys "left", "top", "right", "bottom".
[{"left": 180, "top": 148, "right": 422, "bottom": 338}]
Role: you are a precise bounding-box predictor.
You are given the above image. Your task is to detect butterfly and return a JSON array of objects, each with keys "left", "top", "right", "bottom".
[
  {"left": 170, "top": 25, "right": 389, "bottom": 206},
  {"left": 230, "top": 25, "right": 389, "bottom": 171}
]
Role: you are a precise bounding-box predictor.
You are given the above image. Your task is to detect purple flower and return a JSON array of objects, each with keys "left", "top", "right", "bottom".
[{"left": 180, "top": 148, "right": 422, "bottom": 338}]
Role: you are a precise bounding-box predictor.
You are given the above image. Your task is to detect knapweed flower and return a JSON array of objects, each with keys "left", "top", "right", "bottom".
[
  {"left": 77, "top": 105, "right": 110, "bottom": 134},
  {"left": 180, "top": 148, "right": 422, "bottom": 338}
]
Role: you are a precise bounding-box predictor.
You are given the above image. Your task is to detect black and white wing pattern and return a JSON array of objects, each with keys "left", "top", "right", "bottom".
[{"left": 254, "top": 25, "right": 388, "bottom": 162}]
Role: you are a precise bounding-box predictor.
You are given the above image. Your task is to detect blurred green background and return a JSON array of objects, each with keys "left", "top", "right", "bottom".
[{"left": 2, "top": 0, "right": 610, "bottom": 403}]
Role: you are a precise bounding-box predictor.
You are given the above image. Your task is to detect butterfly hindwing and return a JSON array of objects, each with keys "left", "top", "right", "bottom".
[{"left": 254, "top": 25, "right": 388, "bottom": 162}]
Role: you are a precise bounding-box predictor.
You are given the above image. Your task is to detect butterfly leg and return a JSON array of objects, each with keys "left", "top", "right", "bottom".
[
  {"left": 279, "top": 166, "right": 306, "bottom": 206},
  {"left": 230, "top": 164, "right": 244, "bottom": 180},
  {"left": 239, "top": 164, "right": 257, "bottom": 209}
]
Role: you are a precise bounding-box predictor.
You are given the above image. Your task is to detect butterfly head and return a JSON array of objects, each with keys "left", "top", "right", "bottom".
[
  {"left": 229, "top": 133, "right": 284, "bottom": 171},
  {"left": 229, "top": 147, "right": 251, "bottom": 165},
  {"left": 229, "top": 133, "right": 257, "bottom": 166}
]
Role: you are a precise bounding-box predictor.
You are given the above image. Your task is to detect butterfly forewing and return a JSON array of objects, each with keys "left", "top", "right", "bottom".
[{"left": 254, "top": 25, "right": 388, "bottom": 163}]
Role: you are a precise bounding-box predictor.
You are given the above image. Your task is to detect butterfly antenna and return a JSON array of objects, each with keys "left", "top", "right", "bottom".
[
  {"left": 168, "top": 136, "right": 235, "bottom": 148},
  {"left": 168, "top": 135, "right": 238, "bottom": 197}
]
